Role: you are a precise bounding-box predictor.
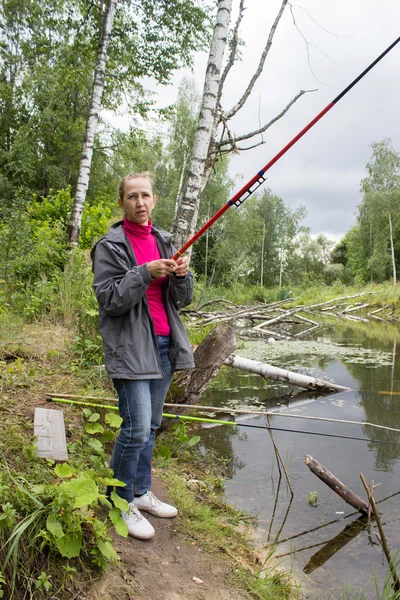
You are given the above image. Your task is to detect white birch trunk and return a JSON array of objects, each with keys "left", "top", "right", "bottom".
[
  {"left": 67, "top": 0, "right": 117, "bottom": 244},
  {"left": 224, "top": 355, "right": 351, "bottom": 392},
  {"left": 388, "top": 211, "right": 397, "bottom": 285},
  {"left": 171, "top": 0, "right": 232, "bottom": 252}
]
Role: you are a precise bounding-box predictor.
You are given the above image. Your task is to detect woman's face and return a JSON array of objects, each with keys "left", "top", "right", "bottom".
[{"left": 118, "top": 176, "right": 157, "bottom": 225}]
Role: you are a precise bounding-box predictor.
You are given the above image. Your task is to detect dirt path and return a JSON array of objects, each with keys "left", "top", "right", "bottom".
[{"left": 88, "top": 479, "right": 250, "bottom": 600}]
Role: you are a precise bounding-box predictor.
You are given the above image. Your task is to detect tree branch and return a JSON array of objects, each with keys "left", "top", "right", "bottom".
[
  {"left": 224, "top": 0, "right": 288, "bottom": 120},
  {"left": 217, "top": 88, "right": 315, "bottom": 149}
]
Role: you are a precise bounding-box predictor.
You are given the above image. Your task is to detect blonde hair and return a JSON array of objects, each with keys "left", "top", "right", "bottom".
[{"left": 118, "top": 172, "right": 155, "bottom": 201}]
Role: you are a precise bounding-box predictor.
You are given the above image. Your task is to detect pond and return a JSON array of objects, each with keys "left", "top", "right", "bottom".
[{"left": 195, "top": 320, "right": 400, "bottom": 599}]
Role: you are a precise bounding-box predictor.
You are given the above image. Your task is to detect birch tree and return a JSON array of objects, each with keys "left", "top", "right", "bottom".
[
  {"left": 66, "top": 0, "right": 210, "bottom": 244},
  {"left": 359, "top": 140, "right": 400, "bottom": 284},
  {"left": 171, "top": 0, "right": 232, "bottom": 251},
  {"left": 67, "top": 0, "right": 117, "bottom": 244},
  {"left": 172, "top": 0, "right": 313, "bottom": 252}
]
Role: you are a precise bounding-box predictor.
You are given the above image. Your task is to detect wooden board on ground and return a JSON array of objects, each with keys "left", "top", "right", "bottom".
[{"left": 34, "top": 407, "right": 68, "bottom": 461}]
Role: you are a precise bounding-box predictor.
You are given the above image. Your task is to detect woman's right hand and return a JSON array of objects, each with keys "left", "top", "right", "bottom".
[{"left": 146, "top": 259, "right": 177, "bottom": 279}]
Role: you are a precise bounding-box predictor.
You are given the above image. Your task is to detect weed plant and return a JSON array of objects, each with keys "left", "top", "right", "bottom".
[{"left": 0, "top": 401, "right": 129, "bottom": 599}]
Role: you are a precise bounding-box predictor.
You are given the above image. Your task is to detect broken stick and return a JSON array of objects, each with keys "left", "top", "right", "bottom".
[{"left": 304, "top": 455, "right": 369, "bottom": 514}]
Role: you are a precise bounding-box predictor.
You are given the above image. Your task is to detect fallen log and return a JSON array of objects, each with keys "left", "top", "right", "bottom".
[
  {"left": 304, "top": 455, "right": 369, "bottom": 514},
  {"left": 224, "top": 356, "right": 351, "bottom": 392}
]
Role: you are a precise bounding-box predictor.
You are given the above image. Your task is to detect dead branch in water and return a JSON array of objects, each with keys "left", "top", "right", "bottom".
[{"left": 304, "top": 455, "right": 369, "bottom": 514}]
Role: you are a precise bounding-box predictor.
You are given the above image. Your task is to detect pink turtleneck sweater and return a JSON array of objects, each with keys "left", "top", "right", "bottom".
[{"left": 123, "top": 218, "right": 170, "bottom": 336}]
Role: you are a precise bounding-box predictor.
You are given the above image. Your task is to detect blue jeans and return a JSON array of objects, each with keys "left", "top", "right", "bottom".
[{"left": 110, "top": 336, "right": 173, "bottom": 503}]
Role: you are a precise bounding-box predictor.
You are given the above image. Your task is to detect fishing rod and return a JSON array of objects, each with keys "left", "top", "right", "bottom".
[
  {"left": 172, "top": 36, "right": 400, "bottom": 260},
  {"left": 47, "top": 396, "right": 400, "bottom": 446},
  {"left": 46, "top": 393, "right": 400, "bottom": 435}
]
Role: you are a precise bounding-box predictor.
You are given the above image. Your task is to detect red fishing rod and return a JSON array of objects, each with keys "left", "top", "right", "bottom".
[{"left": 173, "top": 36, "right": 400, "bottom": 260}]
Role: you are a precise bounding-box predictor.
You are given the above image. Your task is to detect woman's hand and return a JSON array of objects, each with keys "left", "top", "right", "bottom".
[
  {"left": 175, "top": 256, "right": 189, "bottom": 277},
  {"left": 146, "top": 259, "right": 177, "bottom": 279}
]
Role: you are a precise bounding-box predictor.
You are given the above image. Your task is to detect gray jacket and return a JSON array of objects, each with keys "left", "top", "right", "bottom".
[{"left": 91, "top": 220, "right": 195, "bottom": 379}]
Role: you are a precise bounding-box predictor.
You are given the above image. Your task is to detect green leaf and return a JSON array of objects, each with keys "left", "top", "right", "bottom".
[
  {"left": 30, "top": 484, "right": 45, "bottom": 495},
  {"left": 108, "top": 509, "right": 128, "bottom": 537},
  {"left": 83, "top": 408, "right": 92, "bottom": 418},
  {"left": 105, "top": 413, "right": 122, "bottom": 428},
  {"left": 97, "top": 540, "right": 118, "bottom": 561},
  {"left": 99, "top": 477, "right": 126, "bottom": 487},
  {"left": 108, "top": 507, "right": 121, "bottom": 523},
  {"left": 46, "top": 513, "right": 64, "bottom": 539},
  {"left": 99, "top": 430, "right": 115, "bottom": 443},
  {"left": 188, "top": 435, "right": 200, "bottom": 447},
  {"left": 86, "top": 438, "right": 104, "bottom": 454},
  {"left": 54, "top": 463, "right": 75, "bottom": 478},
  {"left": 60, "top": 475, "right": 99, "bottom": 508},
  {"left": 98, "top": 494, "right": 112, "bottom": 509},
  {"left": 88, "top": 412, "right": 100, "bottom": 422},
  {"left": 55, "top": 532, "right": 82, "bottom": 558},
  {"left": 85, "top": 423, "right": 104, "bottom": 434},
  {"left": 110, "top": 490, "right": 128, "bottom": 512}
]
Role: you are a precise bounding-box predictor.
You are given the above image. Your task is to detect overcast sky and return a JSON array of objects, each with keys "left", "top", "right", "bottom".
[{"left": 114, "top": 0, "right": 400, "bottom": 241}]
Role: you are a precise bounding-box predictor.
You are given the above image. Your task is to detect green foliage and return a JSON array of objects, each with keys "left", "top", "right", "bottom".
[
  {"left": 156, "top": 419, "right": 200, "bottom": 463},
  {"left": 339, "top": 139, "right": 400, "bottom": 284},
  {"left": 0, "top": 406, "right": 126, "bottom": 597}
]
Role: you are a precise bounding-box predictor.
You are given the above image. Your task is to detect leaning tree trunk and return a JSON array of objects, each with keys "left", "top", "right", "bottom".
[
  {"left": 67, "top": 0, "right": 117, "bottom": 244},
  {"left": 171, "top": 0, "right": 232, "bottom": 253}
]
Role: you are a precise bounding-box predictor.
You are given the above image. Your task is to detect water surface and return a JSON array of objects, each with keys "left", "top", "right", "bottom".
[{"left": 196, "top": 322, "right": 400, "bottom": 599}]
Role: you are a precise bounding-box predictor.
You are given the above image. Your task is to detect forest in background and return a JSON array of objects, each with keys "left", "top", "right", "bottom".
[{"left": 1, "top": 0, "right": 400, "bottom": 324}]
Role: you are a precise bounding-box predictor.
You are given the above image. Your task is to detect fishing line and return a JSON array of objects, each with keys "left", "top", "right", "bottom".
[{"left": 47, "top": 396, "right": 400, "bottom": 446}]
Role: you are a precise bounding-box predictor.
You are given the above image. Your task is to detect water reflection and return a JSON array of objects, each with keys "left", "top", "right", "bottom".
[{"left": 196, "top": 322, "right": 400, "bottom": 598}]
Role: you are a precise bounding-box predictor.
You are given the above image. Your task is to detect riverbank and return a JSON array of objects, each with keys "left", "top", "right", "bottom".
[
  {"left": 194, "top": 281, "right": 400, "bottom": 320},
  {"left": 0, "top": 316, "right": 297, "bottom": 599}
]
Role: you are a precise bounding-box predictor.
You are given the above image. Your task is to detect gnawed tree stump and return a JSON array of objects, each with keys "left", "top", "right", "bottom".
[
  {"left": 161, "top": 323, "right": 236, "bottom": 429},
  {"left": 304, "top": 455, "right": 369, "bottom": 514}
]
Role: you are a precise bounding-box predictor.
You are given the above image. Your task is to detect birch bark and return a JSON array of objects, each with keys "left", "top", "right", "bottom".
[
  {"left": 171, "top": 0, "right": 232, "bottom": 252},
  {"left": 171, "top": 0, "right": 306, "bottom": 254},
  {"left": 67, "top": 0, "right": 117, "bottom": 244}
]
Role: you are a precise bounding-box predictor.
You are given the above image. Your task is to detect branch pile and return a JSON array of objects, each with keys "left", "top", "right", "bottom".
[{"left": 183, "top": 291, "right": 394, "bottom": 339}]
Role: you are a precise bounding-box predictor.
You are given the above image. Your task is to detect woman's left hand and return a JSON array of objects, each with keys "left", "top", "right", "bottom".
[{"left": 175, "top": 256, "right": 189, "bottom": 277}]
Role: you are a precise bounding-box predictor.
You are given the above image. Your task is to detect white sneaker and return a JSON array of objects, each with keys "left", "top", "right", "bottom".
[
  {"left": 134, "top": 491, "right": 178, "bottom": 518},
  {"left": 121, "top": 502, "right": 155, "bottom": 539}
]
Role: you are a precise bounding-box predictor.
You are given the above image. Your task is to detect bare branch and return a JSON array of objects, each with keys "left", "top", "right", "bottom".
[
  {"left": 224, "top": 0, "right": 288, "bottom": 120},
  {"left": 217, "top": 88, "right": 316, "bottom": 150},
  {"left": 288, "top": 3, "right": 334, "bottom": 86},
  {"left": 217, "top": 0, "right": 246, "bottom": 102},
  {"left": 288, "top": 3, "right": 347, "bottom": 39}
]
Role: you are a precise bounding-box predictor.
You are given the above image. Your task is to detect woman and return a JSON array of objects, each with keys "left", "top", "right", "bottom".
[{"left": 92, "top": 172, "right": 194, "bottom": 540}]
